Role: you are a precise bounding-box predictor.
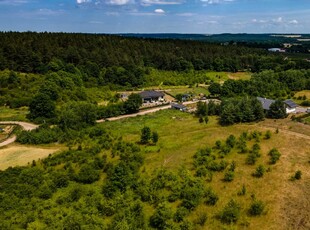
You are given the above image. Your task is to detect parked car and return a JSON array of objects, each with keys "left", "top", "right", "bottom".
[{"left": 306, "top": 108, "right": 310, "bottom": 113}]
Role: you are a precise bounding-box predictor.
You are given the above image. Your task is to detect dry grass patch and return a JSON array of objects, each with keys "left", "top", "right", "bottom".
[{"left": 0, "top": 144, "right": 62, "bottom": 170}]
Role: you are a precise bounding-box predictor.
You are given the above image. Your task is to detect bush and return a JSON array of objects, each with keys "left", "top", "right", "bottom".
[
  {"left": 195, "top": 212, "right": 207, "bottom": 226},
  {"left": 291, "top": 170, "right": 302, "bottom": 181},
  {"left": 237, "top": 184, "right": 246, "bottom": 196},
  {"left": 268, "top": 148, "right": 281, "bottom": 164},
  {"left": 248, "top": 200, "right": 265, "bottom": 216},
  {"left": 252, "top": 165, "right": 265, "bottom": 178},
  {"left": 75, "top": 165, "right": 100, "bottom": 184},
  {"left": 246, "top": 153, "right": 257, "bottom": 165},
  {"left": 218, "top": 199, "right": 241, "bottom": 224},
  {"left": 224, "top": 171, "right": 234, "bottom": 182},
  {"left": 173, "top": 207, "right": 189, "bottom": 223},
  {"left": 264, "top": 130, "right": 272, "bottom": 139},
  {"left": 226, "top": 135, "right": 236, "bottom": 148},
  {"left": 204, "top": 188, "right": 219, "bottom": 206}
]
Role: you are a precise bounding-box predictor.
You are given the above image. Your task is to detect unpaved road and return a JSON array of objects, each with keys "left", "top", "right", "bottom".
[
  {"left": 0, "top": 121, "right": 39, "bottom": 147},
  {"left": 0, "top": 121, "right": 38, "bottom": 131},
  {"left": 97, "top": 100, "right": 205, "bottom": 122}
]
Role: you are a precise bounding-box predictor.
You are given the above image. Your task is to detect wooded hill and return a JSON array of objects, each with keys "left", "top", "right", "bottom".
[{"left": 0, "top": 32, "right": 309, "bottom": 76}]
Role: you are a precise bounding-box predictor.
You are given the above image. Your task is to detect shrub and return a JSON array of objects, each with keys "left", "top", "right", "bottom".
[
  {"left": 195, "top": 212, "right": 207, "bottom": 226},
  {"left": 218, "top": 199, "right": 241, "bottom": 224},
  {"left": 150, "top": 203, "right": 173, "bottom": 229},
  {"left": 237, "top": 184, "right": 246, "bottom": 196},
  {"left": 268, "top": 148, "right": 281, "bottom": 164},
  {"left": 226, "top": 135, "right": 236, "bottom": 148},
  {"left": 264, "top": 130, "right": 272, "bottom": 139},
  {"left": 224, "top": 171, "right": 234, "bottom": 182},
  {"left": 246, "top": 153, "right": 257, "bottom": 165},
  {"left": 204, "top": 188, "right": 219, "bottom": 206},
  {"left": 291, "top": 170, "right": 302, "bottom": 181},
  {"left": 204, "top": 116, "right": 209, "bottom": 124},
  {"left": 252, "top": 165, "right": 265, "bottom": 178},
  {"left": 173, "top": 207, "right": 189, "bottom": 223},
  {"left": 140, "top": 126, "right": 151, "bottom": 144},
  {"left": 248, "top": 200, "right": 265, "bottom": 216}
]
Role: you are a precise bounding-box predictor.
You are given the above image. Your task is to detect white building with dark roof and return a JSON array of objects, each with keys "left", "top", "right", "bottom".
[
  {"left": 283, "top": 99, "right": 298, "bottom": 114},
  {"left": 139, "top": 90, "right": 165, "bottom": 103}
]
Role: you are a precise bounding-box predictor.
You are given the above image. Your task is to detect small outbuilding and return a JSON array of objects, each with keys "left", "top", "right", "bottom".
[
  {"left": 139, "top": 90, "right": 165, "bottom": 103},
  {"left": 171, "top": 103, "right": 187, "bottom": 112},
  {"left": 283, "top": 99, "right": 298, "bottom": 114}
]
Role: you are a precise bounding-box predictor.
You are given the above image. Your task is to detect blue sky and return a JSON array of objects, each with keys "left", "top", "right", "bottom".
[{"left": 0, "top": 0, "right": 309, "bottom": 33}]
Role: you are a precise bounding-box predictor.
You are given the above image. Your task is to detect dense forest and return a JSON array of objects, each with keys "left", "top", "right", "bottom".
[{"left": 1, "top": 32, "right": 310, "bottom": 76}]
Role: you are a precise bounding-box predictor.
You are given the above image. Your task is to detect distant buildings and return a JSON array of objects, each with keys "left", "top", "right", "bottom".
[
  {"left": 257, "top": 97, "right": 298, "bottom": 114},
  {"left": 268, "top": 48, "right": 286, "bottom": 53},
  {"left": 283, "top": 99, "right": 298, "bottom": 114},
  {"left": 257, "top": 97, "right": 275, "bottom": 111},
  {"left": 171, "top": 103, "right": 187, "bottom": 112},
  {"left": 139, "top": 90, "right": 165, "bottom": 103}
]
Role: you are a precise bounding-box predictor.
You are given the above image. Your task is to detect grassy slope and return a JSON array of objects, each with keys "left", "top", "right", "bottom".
[
  {"left": 0, "top": 106, "right": 28, "bottom": 121},
  {"left": 100, "top": 109, "right": 310, "bottom": 229}
]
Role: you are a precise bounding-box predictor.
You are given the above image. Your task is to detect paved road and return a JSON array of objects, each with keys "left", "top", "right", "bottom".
[{"left": 0, "top": 121, "right": 39, "bottom": 147}]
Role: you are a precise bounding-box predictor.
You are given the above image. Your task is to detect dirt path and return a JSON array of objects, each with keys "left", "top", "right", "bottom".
[
  {"left": 0, "top": 121, "right": 39, "bottom": 148},
  {"left": 97, "top": 101, "right": 205, "bottom": 123},
  {"left": 0, "top": 121, "right": 38, "bottom": 131},
  {"left": 0, "top": 136, "right": 17, "bottom": 148}
]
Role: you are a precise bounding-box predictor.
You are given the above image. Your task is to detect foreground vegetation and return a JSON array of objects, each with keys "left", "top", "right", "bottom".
[{"left": 1, "top": 110, "right": 309, "bottom": 229}]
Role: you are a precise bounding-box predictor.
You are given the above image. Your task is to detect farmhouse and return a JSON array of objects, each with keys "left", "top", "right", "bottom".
[
  {"left": 171, "top": 103, "right": 187, "bottom": 112},
  {"left": 139, "top": 90, "right": 165, "bottom": 103},
  {"left": 257, "top": 97, "right": 275, "bottom": 111},
  {"left": 283, "top": 99, "right": 298, "bottom": 114}
]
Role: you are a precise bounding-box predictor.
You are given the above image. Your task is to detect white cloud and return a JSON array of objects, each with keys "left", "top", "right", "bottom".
[
  {"left": 154, "top": 8, "right": 165, "bottom": 13},
  {"left": 107, "top": 0, "right": 131, "bottom": 5},
  {"left": 0, "top": 0, "right": 29, "bottom": 5},
  {"left": 289, "top": 19, "right": 298, "bottom": 24},
  {"left": 201, "top": 0, "right": 234, "bottom": 5},
  {"left": 141, "top": 0, "right": 183, "bottom": 5},
  {"left": 77, "top": 0, "right": 132, "bottom": 5},
  {"left": 76, "top": 0, "right": 91, "bottom": 4}
]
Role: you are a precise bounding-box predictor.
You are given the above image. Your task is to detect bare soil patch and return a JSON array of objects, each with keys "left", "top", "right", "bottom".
[{"left": 0, "top": 144, "right": 61, "bottom": 170}]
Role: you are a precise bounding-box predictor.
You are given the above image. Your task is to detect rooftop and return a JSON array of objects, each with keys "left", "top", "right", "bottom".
[
  {"left": 283, "top": 99, "right": 298, "bottom": 108},
  {"left": 139, "top": 90, "right": 165, "bottom": 99},
  {"left": 257, "top": 97, "right": 275, "bottom": 110}
]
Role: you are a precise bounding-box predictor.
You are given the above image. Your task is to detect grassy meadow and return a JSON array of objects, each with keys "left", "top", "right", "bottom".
[
  {"left": 0, "top": 106, "right": 28, "bottom": 121},
  {"left": 100, "top": 109, "right": 310, "bottom": 229}
]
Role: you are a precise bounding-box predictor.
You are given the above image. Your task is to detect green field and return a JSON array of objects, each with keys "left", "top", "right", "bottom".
[
  {"left": 0, "top": 107, "right": 28, "bottom": 121},
  {"left": 100, "top": 109, "right": 310, "bottom": 229},
  {"left": 167, "top": 86, "right": 209, "bottom": 97}
]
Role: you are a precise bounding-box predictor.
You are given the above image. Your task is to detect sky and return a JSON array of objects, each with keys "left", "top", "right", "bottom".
[{"left": 0, "top": 0, "right": 309, "bottom": 34}]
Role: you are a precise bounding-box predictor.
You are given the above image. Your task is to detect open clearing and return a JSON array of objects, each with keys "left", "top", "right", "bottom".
[
  {"left": 0, "top": 144, "right": 61, "bottom": 170},
  {"left": 100, "top": 109, "right": 310, "bottom": 229},
  {"left": 0, "top": 106, "right": 28, "bottom": 121}
]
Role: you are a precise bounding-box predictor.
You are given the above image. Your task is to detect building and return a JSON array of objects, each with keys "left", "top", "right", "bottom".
[
  {"left": 139, "top": 90, "right": 165, "bottom": 103},
  {"left": 171, "top": 103, "right": 187, "bottom": 112},
  {"left": 257, "top": 97, "right": 275, "bottom": 111},
  {"left": 268, "top": 48, "right": 285, "bottom": 53},
  {"left": 283, "top": 99, "right": 298, "bottom": 114}
]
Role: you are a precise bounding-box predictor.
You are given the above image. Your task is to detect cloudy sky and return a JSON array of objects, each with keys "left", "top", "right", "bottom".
[{"left": 0, "top": 0, "right": 309, "bottom": 33}]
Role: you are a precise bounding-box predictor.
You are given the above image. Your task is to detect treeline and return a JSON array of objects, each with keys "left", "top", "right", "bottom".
[
  {"left": 209, "top": 69, "right": 310, "bottom": 99},
  {"left": 1, "top": 32, "right": 309, "bottom": 78}
]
